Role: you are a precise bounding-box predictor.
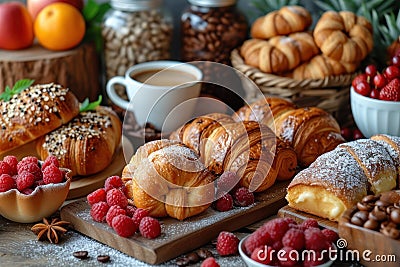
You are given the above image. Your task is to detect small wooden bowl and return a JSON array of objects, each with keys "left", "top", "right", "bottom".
[
  {"left": 0, "top": 168, "right": 71, "bottom": 223},
  {"left": 338, "top": 206, "right": 400, "bottom": 267}
]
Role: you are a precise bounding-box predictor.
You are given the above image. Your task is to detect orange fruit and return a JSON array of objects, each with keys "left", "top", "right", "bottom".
[{"left": 34, "top": 2, "right": 85, "bottom": 51}]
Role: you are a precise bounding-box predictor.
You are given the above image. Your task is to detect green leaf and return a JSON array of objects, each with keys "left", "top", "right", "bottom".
[
  {"left": 0, "top": 79, "right": 34, "bottom": 102},
  {"left": 80, "top": 95, "right": 103, "bottom": 112},
  {"left": 83, "top": 0, "right": 99, "bottom": 21}
]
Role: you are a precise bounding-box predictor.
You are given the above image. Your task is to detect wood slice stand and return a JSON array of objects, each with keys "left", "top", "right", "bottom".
[{"left": 0, "top": 42, "right": 100, "bottom": 101}]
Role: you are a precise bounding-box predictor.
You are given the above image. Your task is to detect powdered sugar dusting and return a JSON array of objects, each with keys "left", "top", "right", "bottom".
[
  {"left": 290, "top": 148, "right": 368, "bottom": 204},
  {"left": 339, "top": 139, "right": 396, "bottom": 181}
]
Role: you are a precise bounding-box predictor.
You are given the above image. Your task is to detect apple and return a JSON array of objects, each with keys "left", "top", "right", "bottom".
[
  {"left": 27, "top": 0, "right": 84, "bottom": 20},
  {"left": 0, "top": 2, "right": 34, "bottom": 50}
]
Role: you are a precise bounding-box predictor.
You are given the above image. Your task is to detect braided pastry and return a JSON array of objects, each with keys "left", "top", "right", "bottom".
[
  {"left": 240, "top": 32, "right": 319, "bottom": 74},
  {"left": 251, "top": 5, "right": 312, "bottom": 39},
  {"left": 313, "top": 11, "right": 373, "bottom": 63}
]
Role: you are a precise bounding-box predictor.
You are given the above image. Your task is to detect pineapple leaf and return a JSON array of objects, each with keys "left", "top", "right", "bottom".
[{"left": 250, "top": 0, "right": 300, "bottom": 14}]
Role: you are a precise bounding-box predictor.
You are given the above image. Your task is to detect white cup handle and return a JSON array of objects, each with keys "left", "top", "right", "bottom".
[{"left": 106, "top": 76, "right": 130, "bottom": 110}]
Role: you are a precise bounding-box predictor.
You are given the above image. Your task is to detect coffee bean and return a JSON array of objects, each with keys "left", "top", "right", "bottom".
[
  {"left": 375, "top": 200, "right": 390, "bottom": 207},
  {"left": 350, "top": 215, "right": 365, "bottom": 226},
  {"left": 362, "top": 194, "right": 379, "bottom": 203},
  {"left": 390, "top": 209, "right": 400, "bottom": 224},
  {"left": 357, "top": 202, "right": 373, "bottom": 211},
  {"left": 73, "top": 251, "right": 88, "bottom": 260},
  {"left": 369, "top": 210, "right": 387, "bottom": 222},
  {"left": 353, "top": 210, "right": 369, "bottom": 221},
  {"left": 363, "top": 219, "right": 379, "bottom": 230},
  {"left": 176, "top": 257, "right": 190, "bottom": 266},
  {"left": 380, "top": 226, "right": 400, "bottom": 239},
  {"left": 97, "top": 255, "right": 110, "bottom": 263},
  {"left": 197, "top": 249, "right": 213, "bottom": 259},
  {"left": 186, "top": 252, "right": 200, "bottom": 263}
]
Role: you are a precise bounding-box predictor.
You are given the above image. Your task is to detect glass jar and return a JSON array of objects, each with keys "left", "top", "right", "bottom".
[
  {"left": 181, "top": 0, "right": 248, "bottom": 65},
  {"left": 102, "top": 0, "right": 173, "bottom": 81}
]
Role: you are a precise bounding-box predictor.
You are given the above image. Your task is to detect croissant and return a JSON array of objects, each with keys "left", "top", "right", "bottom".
[
  {"left": 286, "top": 135, "right": 399, "bottom": 221},
  {"left": 122, "top": 139, "right": 215, "bottom": 220},
  {"left": 313, "top": 11, "right": 373, "bottom": 63},
  {"left": 251, "top": 5, "right": 312, "bottom": 39},
  {"left": 36, "top": 106, "right": 122, "bottom": 176},
  {"left": 291, "top": 54, "right": 358, "bottom": 80},
  {"left": 234, "top": 97, "right": 345, "bottom": 167},
  {"left": 240, "top": 32, "right": 319, "bottom": 74},
  {"left": 171, "top": 114, "right": 297, "bottom": 192},
  {"left": 0, "top": 83, "right": 79, "bottom": 154}
]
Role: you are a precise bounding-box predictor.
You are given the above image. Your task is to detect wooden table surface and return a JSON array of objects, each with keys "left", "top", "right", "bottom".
[{"left": 0, "top": 201, "right": 363, "bottom": 267}]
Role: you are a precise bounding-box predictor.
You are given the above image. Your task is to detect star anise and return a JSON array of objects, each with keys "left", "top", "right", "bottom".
[{"left": 31, "top": 217, "right": 70, "bottom": 244}]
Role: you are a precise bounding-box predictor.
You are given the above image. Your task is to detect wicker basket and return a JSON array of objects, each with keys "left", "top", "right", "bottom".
[{"left": 231, "top": 48, "right": 359, "bottom": 125}]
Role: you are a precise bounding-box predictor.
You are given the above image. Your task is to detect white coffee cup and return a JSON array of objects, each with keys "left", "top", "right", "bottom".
[{"left": 106, "top": 61, "right": 202, "bottom": 132}]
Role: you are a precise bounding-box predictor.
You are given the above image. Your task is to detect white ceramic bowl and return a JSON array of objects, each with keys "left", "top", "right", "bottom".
[
  {"left": 0, "top": 169, "right": 71, "bottom": 223},
  {"left": 238, "top": 236, "right": 334, "bottom": 267},
  {"left": 350, "top": 86, "right": 400, "bottom": 138}
]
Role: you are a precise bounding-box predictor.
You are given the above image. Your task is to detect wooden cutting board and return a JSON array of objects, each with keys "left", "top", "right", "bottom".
[
  {"left": 60, "top": 180, "right": 290, "bottom": 265},
  {"left": 278, "top": 205, "right": 338, "bottom": 231}
]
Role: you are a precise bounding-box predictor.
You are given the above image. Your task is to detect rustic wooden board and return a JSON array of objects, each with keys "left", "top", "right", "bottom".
[
  {"left": 277, "top": 205, "right": 338, "bottom": 231},
  {"left": 60, "top": 180, "right": 290, "bottom": 265}
]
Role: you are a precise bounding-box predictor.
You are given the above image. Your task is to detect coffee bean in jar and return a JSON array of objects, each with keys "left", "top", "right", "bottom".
[
  {"left": 181, "top": 0, "right": 248, "bottom": 65},
  {"left": 102, "top": 0, "right": 173, "bottom": 82}
]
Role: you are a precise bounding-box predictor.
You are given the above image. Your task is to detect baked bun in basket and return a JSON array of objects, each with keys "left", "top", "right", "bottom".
[
  {"left": 0, "top": 83, "right": 79, "bottom": 154},
  {"left": 36, "top": 106, "right": 122, "bottom": 176}
]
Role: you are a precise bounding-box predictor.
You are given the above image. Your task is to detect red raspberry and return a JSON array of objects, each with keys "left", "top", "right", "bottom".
[
  {"left": 87, "top": 188, "right": 106, "bottom": 206},
  {"left": 34, "top": 179, "right": 45, "bottom": 187},
  {"left": 18, "top": 163, "right": 42, "bottom": 181},
  {"left": 213, "top": 193, "right": 233, "bottom": 212},
  {"left": 233, "top": 187, "right": 254, "bottom": 207},
  {"left": 303, "top": 250, "right": 326, "bottom": 267},
  {"left": 271, "top": 240, "right": 283, "bottom": 250},
  {"left": 139, "top": 216, "right": 161, "bottom": 239},
  {"left": 216, "top": 171, "right": 240, "bottom": 194},
  {"left": 17, "top": 156, "right": 38, "bottom": 171},
  {"left": 3, "top": 156, "right": 18, "bottom": 175},
  {"left": 126, "top": 205, "right": 137, "bottom": 217},
  {"left": 283, "top": 217, "right": 297, "bottom": 226},
  {"left": 216, "top": 231, "right": 239, "bottom": 256},
  {"left": 301, "top": 218, "right": 320, "bottom": 229},
  {"left": 16, "top": 171, "right": 35, "bottom": 191},
  {"left": 112, "top": 214, "right": 137, "bottom": 237},
  {"left": 21, "top": 188, "right": 34, "bottom": 195},
  {"left": 106, "top": 205, "right": 127, "bottom": 227},
  {"left": 264, "top": 218, "right": 290, "bottom": 242},
  {"left": 41, "top": 155, "right": 59, "bottom": 170},
  {"left": 42, "top": 164, "right": 63, "bottom": 184},
  {"left": 200, "top": 257, "right": 220, "bottom": 267},
  {"left": 106, "top": 188, "right": 128, "bottom": 209},
  {"left": 250, "top": 246, "right": 274, "bottom": 265},
  {"left": 279, "top": 246, "right": 299, "bottom": 266},
  {"left": 132, "top": 208, "right": 149, "bottom": 226},
  {"left": 321, "top": 229, "right": 339, "bottom": 244},
  {"left": 244, "top": 225, "right": 273, "bottom": 255},
  {"left": 0, "top": 161, "right": 12, "bottom": 176},
  {"left": 90, "top": 201, "right": 109, "bottom": 222},
  {"left": 104, "top": 175, "right": 123, "bottom": 192},
  {"left": 282, "top": 228, "right": 305, "bottom": 250},
  {"left": 304, "top": 228, "right": 330, "bottom": 251},
  {"left": 0, "top": 174, "right": 16, "bottom": 192}
]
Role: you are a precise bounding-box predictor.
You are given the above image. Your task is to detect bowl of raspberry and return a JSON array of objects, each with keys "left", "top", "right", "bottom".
[
  {"left": 350, "top": 56, "right": 400, "bottom": 138},
  {"left": 0, "top": 155, "right": 71, "bottom": 223},
  {"left": 238, "top": 218, "right": 337, "bottom": 267}
]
